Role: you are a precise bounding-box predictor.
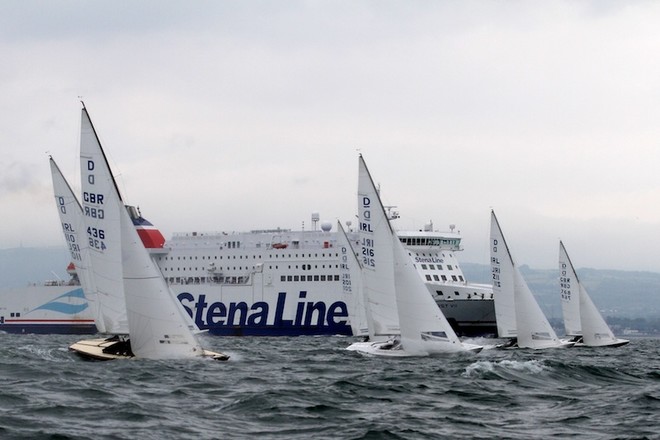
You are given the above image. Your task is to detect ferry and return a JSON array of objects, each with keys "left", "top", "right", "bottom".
[
  {"left": 0, "top": 263, "right": 96, "bottom": 334},
  {"left": 156, "top": 215, "right": 496, "bottom": 337},
  {"left": 0, "top": 216, "right": 495, "bottom": 336}
]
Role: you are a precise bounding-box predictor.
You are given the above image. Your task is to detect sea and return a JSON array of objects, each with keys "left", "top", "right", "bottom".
[{"left": 0, "top": 334, "right": 658, "bottom": 440}]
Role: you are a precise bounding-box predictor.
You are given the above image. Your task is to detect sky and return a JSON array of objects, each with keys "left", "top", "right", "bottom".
[{"left": 2, "top": 1, "right": 660, "bottom": 272}]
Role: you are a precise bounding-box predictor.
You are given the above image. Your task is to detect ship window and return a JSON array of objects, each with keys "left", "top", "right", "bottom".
[
  {"left": 441, "top": 275, "right": 447, "bottom": 281},
  {"left": 459, "top": 276, "right": 464, "bottom": 282},
  {"left": 436, "top": 290, "right": 444, "bottom": 296},
  {"left": 321, "top": 275, "right": 326, "bottom": 281},
  {"left": 454, "top": 291, "right": 459, "bottom": 296},
  {"left": 334, "top": 275, "right": 340, "bottom": 281},
  {"left": 281, "top": 276, "right": 286, "bottom": 282},
  {"left": 433, "top": 275, "right": 440, "bottom": 281},
  {"left": 294, "top": 276, "right": 299, "bottom": 281},
  {"left": 287, "top": 276, "right": 292, "bottom": 282},
  {"left": 421, "top": 264, "right": 427, "bottom": 270},
  {"left": 314, "top": 275, "right": 319, "bottom": 281},
  {"left": 308, "top": 276, "right": 313, "bottom": 281},
  {"left": 425, "top": 275, "right": 432, "bottom": 281},
  {"left": 447, "top": 265, "right": 453, "bottom": 270},
  {"left": 437, "top": 265, "right": 443, "bottom": 270},
  {"left": 429, "top": 264, "right": 435, "bottom": 270},
  {"left": 452, "top": 275, "right": 458, "bottom": 281}
]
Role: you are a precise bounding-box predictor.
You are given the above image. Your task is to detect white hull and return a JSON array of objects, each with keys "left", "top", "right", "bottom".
[
  {"left": 0, "top": 284, "right": 96, "bottom": 334},
  {"left": 346, "top": 339, "right": 415, "bottom": 357},
  {"left": 69, "top": 337, "right": 229, "bottom": 361}
]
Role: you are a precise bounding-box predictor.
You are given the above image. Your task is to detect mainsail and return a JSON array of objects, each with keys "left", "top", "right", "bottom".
[
  {"left": 357, "top": 155, "right": 399, "bottom": 339},
  {"left": 490, "top": 211, "right": 517, "bottom": 338},
  {"left": 559, "top": 241, "right": 583, "bottom": 337},
  {"left": 337, "top": 221, "right": 369, "bottom": 337},
  {"left": 79, "top": 105, "right": 128, "bottom": 334},
  {"left": 49, "top": 157, "right": 100, "bottom": 331}
]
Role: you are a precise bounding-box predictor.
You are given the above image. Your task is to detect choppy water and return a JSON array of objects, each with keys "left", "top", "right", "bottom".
[{"left": 0, "top": 334, "right": 658, "bottom": 440}]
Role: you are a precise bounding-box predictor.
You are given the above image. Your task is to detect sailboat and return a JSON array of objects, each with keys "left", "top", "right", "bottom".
[
  {"left": 67, "top": 104, "right": 227, "bottom": 360},
  {"left": 347, "top": 156, "right": 481, "bottom": 356},
  {"left": 490, "top": 211, "right": 573, "bottom": 349},
  {"left": 559, "top": 241, "right": 629, "bottom": 347}
]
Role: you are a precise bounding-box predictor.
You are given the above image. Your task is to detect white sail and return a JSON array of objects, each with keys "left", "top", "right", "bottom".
[
  {"left": 357, "top": 155, "right": 399, "bottom": 339},
  {"left": 489, "top": 211, "right": 517, "bottom": 338},
  {"left": 79, "top": 106, "right": 129, "bottom": 334},
  {"left": 513, "top": 267, "right": 564, "bottom": 349},
  {"left": 560, "top": 241, "right": 629, "bottom": 347},
  {"left": 559, "top": 241, "right": 582, "bottom": 337},
  {"left": 392, "top": 234, "right": 467, "bottom": 354},
  {"left": 49, "top": 157, "right": 101, "bottom": 332},
  {"left": 120, "top": 205, "right": 204, "bottom": 359},
  {"left": 491, "top": 210, "right": 569, "bottom": 349},
  {"left": 337, "top": 221, "right": 369, "bottom": 337}
]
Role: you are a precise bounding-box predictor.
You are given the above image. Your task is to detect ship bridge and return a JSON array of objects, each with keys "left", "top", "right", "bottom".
[{"left": 396, "top": 230, "right": 462, "bottom": 251}]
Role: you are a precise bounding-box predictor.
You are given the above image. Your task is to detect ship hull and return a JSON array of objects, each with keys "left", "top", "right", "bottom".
[
  {"left": 437, "top": 299, "right": 497, "bottom": 337},
  {"left": 0, "top": 285, "right": 97, "bottom": 335}
]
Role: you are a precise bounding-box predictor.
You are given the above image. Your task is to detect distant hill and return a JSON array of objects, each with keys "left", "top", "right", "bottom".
[
  {"left": 461, "top": 262, "right": 660, "bottom": 320},
  {"left": 0, "top": 246, "right": 71, "bottom": 288}
]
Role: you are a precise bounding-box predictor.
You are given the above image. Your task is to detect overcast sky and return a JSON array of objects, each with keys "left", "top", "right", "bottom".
[{"left": 2, "top": 1, "right": 660, "bottom": 272}]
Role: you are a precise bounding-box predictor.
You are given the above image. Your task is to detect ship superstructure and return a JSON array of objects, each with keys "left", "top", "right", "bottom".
[{"left": 154, "top": 217, "right": 495, "bottom": 336}]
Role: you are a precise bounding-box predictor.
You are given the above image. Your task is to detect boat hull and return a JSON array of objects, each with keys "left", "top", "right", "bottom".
[{"left": 69, "top": 337, "right": 230, "bottom": 361}]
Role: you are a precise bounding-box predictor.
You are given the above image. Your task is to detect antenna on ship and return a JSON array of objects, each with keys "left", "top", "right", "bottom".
[
  {"left": 311, "top": 212, "right": 320, "bottom": 231},
  {"left": 384, "top": 206, "right": 400, "bottom": 221}
]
